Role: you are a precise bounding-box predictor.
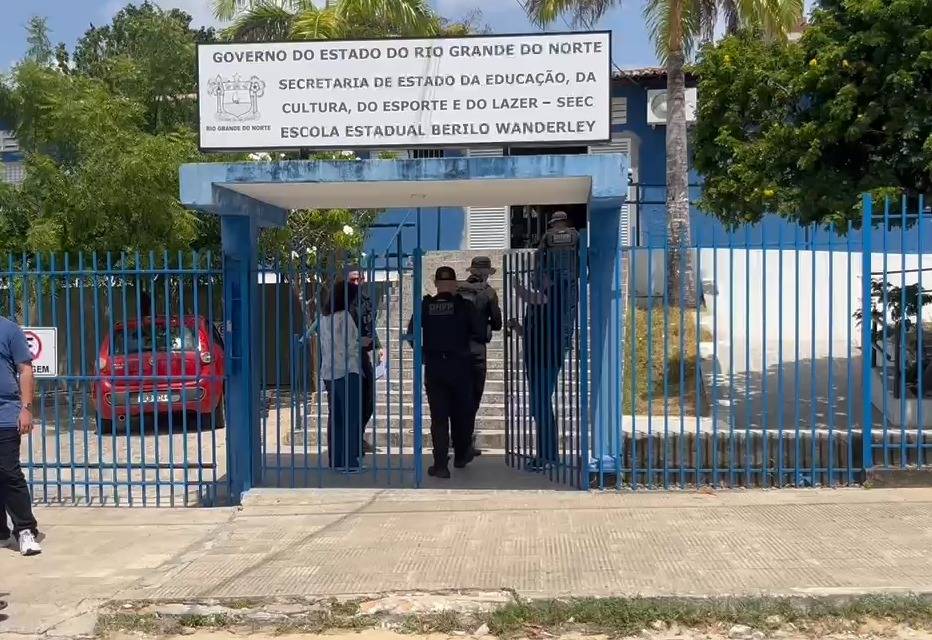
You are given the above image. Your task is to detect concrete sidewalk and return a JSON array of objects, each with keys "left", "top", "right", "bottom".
[{"left": 3, "top": 488, "right": 932, "bottom": 638}]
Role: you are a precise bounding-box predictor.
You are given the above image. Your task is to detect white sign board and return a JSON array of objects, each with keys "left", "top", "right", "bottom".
[
  {"left": 197, "top": 32, "right": 611, "bottom": 151},
  {"left": 22, "top": 327, "right": 58, "bottom": 378}
]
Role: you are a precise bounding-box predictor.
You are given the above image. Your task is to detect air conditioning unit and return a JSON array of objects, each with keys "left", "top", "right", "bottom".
[{"left": 646, "top": 88, "right": 697, "bottom": 125}]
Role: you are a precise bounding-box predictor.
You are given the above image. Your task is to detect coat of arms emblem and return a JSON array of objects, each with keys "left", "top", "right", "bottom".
[{"left": 207, "top": 74, "right": 266, "bottom": 121}]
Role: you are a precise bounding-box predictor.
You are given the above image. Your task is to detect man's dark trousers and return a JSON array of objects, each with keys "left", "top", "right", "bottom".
[
  {"left": 360, "top": 350, "right": 374, "bottom": 430},
  {"left": 425, "top": 354, "right": 473, "bottom": 468},
  {"left": 0, "top": 429, "right": 38, "bottom": 538},
  {"left": 469, "top": 354, "right": 486, "bottom": 451}
]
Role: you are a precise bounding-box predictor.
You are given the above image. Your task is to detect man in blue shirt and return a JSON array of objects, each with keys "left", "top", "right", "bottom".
[{"left": 0, "top": 316, "right": 41, "bottom": 556}]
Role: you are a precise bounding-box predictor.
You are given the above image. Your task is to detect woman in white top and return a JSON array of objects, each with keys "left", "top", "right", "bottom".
[{"left": 318, "top": 282, "right": 367, "bottom": 470}]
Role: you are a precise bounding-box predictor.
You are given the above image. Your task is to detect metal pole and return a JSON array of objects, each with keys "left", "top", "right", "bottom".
[{"left": 861, "top": 193, "right": 874, "bottom": 473}]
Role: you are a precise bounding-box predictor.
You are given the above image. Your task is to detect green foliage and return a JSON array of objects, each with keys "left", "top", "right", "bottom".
[
  {"left": 218, "top": 0, "right": 477, "bottom": 41},
  {"left": 695, "top": 0, "right": 932, "bottom": 230},
  {"left": 73, "top": 2, "right": 216, "bottom": 134},
  {"left": 1, "top": 63, "right": 202, "bottom": 253},
  {"left": 25, "top": 17, "right": 54, "bottom": 66}
]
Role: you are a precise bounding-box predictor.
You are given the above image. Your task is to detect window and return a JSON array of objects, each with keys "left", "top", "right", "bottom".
[
  {"left": 409, "top": 149, "right": 444, "bottom": 159},
  {"left": 111, "top": 324, "right": 199, "bottom": 355}
]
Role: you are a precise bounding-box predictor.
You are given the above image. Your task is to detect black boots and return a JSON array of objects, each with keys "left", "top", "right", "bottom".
[{"left": 428, "top": 464, "right": 451, "bottom": 479}]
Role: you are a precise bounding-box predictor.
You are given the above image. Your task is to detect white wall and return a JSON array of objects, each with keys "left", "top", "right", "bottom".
[{"left": 626, "top": 248, "right": 932, "bottom": 362}]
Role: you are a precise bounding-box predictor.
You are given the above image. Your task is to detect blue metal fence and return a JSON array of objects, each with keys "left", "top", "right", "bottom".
[
  {"left": 3, "top": 252, "right": 223, "bottom": 506},
  {"left": 16, "top": 196, "right": 931, "bottom": 506},
  {"left": 575, "top": 194, "right": 931, "bottom": 489}
]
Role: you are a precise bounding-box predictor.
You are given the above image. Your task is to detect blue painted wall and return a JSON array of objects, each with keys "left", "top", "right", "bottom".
[{"left": 362, "top": 149, "right": 467, "bottom": 255}]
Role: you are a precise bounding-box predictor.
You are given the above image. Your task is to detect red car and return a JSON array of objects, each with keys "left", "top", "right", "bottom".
[{"left": 93, "top": 315, "right": 226, "bottom": 433}]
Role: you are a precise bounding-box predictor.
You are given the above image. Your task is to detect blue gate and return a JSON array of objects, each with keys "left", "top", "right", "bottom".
[
  {"left": 503, "top": 242, "right": 589, "bottom": 487},
  {"left": 256, "top": 246, "right": 425, "bottom": 488}
]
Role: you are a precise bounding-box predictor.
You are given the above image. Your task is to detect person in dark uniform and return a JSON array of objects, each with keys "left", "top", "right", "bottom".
[
  {"left": 512, "top": 265, "right": 578, "bottom": 470},
  {"left": 538, "top": 211, "right": 579, "bottom": 254},
  {"left": 456, "top": 257, "right": 502, "bottom": 457},
  {"left": 407, "top": 266, "right": 484, "bottom": 479}
]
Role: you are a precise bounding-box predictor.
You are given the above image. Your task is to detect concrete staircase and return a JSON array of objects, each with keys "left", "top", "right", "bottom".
[{"left": 289, "top": 250, "right": 532, "bottom": 454}]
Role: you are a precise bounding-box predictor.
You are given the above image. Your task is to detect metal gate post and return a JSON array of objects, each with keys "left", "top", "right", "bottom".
[
  {"left": 860, "top": 193, "right": 874, "bottom": 472},
  {"left": 221, "top": 214, "right": 261, "bottom": 504},
  {"left": 578, "top": 234, "right": 590, "bottom": 488},
  {"left": 412, "top": 247, "right": 424, "bottom": 486}
]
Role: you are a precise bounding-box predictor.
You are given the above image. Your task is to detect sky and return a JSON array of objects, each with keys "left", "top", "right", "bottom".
[{"left": 0, "top": 0, "right": 816, "bottom": 73}]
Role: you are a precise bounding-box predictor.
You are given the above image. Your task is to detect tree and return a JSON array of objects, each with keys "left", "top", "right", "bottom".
[
  {"left": 0, "top": 62, "right": 203, "bottom": 254},
  {"left": 73, "top": 2, "right": 217, "bottom": 134},
  {"left": 25, "top": 17, "right": 54, "bottom": 66},
  {"left": 214, "top": 0, "right": 477, "bottom": 41},
  {"left": 694, "top": 0, "right": 932, "bottom": 230},
  {"left": 522, "top": 0, "right": 802, "bottom": 303}
]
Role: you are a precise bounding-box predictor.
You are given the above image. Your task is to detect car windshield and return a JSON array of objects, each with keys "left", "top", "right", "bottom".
[{"left": 110, "top": 324, "right": 198, "bottom": 355}]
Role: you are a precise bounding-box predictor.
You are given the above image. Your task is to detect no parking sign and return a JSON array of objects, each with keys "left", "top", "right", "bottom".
[{"left": 22, "top": 327, "right": 58, "bottom": 378}]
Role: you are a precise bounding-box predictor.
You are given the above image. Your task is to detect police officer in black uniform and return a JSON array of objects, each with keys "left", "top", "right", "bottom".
[
  {"left": 408, "top": 266, "right": 484, "bottom": 479},
  {"left": 456, "top": 256, "right": 502, "bottom": 457},
  {"left": 538, "top": 210, "right": 579, "bottom": 254}
]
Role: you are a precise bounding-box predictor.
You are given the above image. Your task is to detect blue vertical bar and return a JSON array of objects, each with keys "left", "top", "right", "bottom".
[
  {"left": 761, "top": 229, "right": 769, "bottom": 486},
  {"left": 92, "top": 252, "right": 105, "bottom": 504},
  {"left": 881, "top": 198, "right": 890, "bottom": 467},
  {"left": 77, "top": 253, "right": 91, "bottom": 501},
  {"left": 777, "top": 225, "right": 785, "bottom": 485},
  {"left": 898, "top": 195, "right": 907, "bottom": 467},
  {"left": 662, "top": 235, "right": 671, "bottom": 489},
  {"left": 810, "top": 234, "right": 817, "bottom": 484},
  {"left": 646, "top": 245, "right": 654, "bottom": 487},
  {"left": 162, "top": 251, "right": 174, "bottom": 505},
  {"left": 793, "top": 226, "right": 801, "bottom": 486},
  {"left": 918, "top": 194, "right": 926, "bottom": 469},
  {"left": 678, "top": 232, "right": 687, "bottom": 489},
  {"left": 827, "top": 230, "right": 836, "bottom": 485},
  {"left": 615, "top": 244, "right": 623, "bottom": 486},
  {"left": 578, "top": 234, "right": 590, "bottom": 489},
  {"left": 728, "top": 225, "right": 736, "bottom": 486},
  {"left": 744, "top": 227, "right": 752, "bottom": 486},
  {"left": 412, "top": 247, "right": 423, "bottom": 486},
  {"left": 503, "top": 254, "right": 512, "bottom": 467},
  {"left": 861, "top": 194, "right": 874, "bottom": 471},
  {"left": 846, "top": 223, "right": 854, "bottom": 484},
  {"left": 694, "top": 243, "right": 703, "bottom": 486}
]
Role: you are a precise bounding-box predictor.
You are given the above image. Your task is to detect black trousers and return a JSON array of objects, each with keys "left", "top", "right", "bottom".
[
  {"left": 360, "top": 350, "right": 374, "bottom": 430},
  {"left": 425, "top": 355, "right": 473, "bottom": 467},
  {"left": 470, "top": 354, "right": 487, "bottom": 449},
  {"left": 0, "top": 430, "right": 38, "bottom": 538}
]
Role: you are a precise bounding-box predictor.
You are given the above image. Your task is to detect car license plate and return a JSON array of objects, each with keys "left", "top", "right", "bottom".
[{"left": 140, "top": 392, "right": 180, "bottom": 404}]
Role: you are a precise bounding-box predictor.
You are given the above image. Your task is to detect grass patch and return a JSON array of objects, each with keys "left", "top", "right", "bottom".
[
  {"left": 95, "top": 613, "right": 163, "bottom": 636},
  {"left": 486, "top": 595, "right": 932, "bottom": 638},
  {"left": 96, "top": 594, "right": 932, "bottom": 638},
  {"left": 398, "top": 611, "right": 468, "bottom": 634},
  {"left": 624, "top": 307, "right": 711, "bottom": 416},
  {"left": 274, "top": 611, "right": 378, "bottom": 635},
  {"left": 177, "top": 613, "right": 233, "bottom": 628}
]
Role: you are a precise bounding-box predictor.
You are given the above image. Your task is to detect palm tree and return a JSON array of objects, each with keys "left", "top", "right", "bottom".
[
  {"left": 523, "top": 0, "right": 802, "bottom": 304},
  {"left": 212, "top": 0, "right": 446, "bottom": 41}
]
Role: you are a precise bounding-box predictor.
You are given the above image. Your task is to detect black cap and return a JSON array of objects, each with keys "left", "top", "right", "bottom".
[
  {"left": 549, "top": 211, "right": 568, "bottom": 226},
  {"left": 435, "top": 266, "right": 457, "bottom": 281}
]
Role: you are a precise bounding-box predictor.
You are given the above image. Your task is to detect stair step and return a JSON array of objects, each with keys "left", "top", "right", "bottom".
[{"left": 288, "top": 429, "right": 571, "bottom": 450}]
